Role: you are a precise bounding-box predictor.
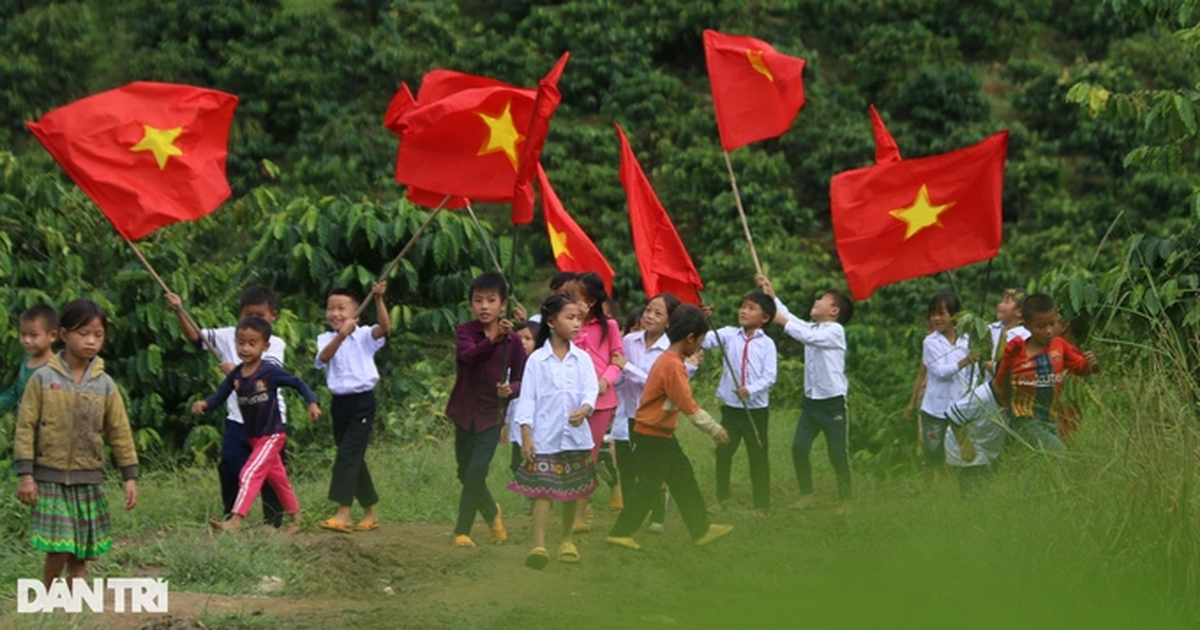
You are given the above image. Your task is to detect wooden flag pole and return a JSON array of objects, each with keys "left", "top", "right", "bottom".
[
  {"left": 121, "top": 234, "right": 217, "bottom": 358},
  {"left": 497, "top": 223, "right": 522, "bottom": 422},
  {"left": 466, "top": 202, "right": 524, "bottom": 312},
  {"left": 697, "top": 288, "right": 764, "bottom": 449},
  {"left": 355, "top": 195, "right": 451, "bottom": 318},
  {"left": 723, "top": 150, "right": 763, "bottom": 277}
]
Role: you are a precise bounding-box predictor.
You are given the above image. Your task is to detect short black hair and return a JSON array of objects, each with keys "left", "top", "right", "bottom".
[
  {"left": 59, "top": 299, "right": 107, "bottom": 332},
  {"left": 239, "top": 285, "right": 277, "bottom": 312},
  {"left": 927, "top": 291, "right": 962, "bottom": 318},
  {"left": 549, "top": 271, "right": 577, "bottom": 292},
  {"left": 329, "top": 287, "right": 361, "bottom": 304},
  {"left": 514, "top": 319, "right": 539, "bottom": 337},
  {"left": 1023, "top": 293, "right": 1057, "bottom": 319},
  {"left": 667, "top": 304, "right": 709, "bottom": 343},
  {"left": 470, "top": 272, "right": 509, "bottom": 301},
  {"left": 237, "top": 317, "right": 273, "bottom": 341},
  {"left": 826, "top": 290, "right": 854, "bottom": 325},
  {"left": 623, "top": 306, "right": 645, "bottom": 334},
  {"left": 742, "top": 292, "right": 777, "bottom": 322},
  {"left": 20, "top": 304, "right": 58, "bottom": 331}
]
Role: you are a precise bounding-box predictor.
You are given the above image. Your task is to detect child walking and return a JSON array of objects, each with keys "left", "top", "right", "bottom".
[
  {"left": 192, "top": 317, "right": 321, "bottom": 533},
  {"left": 607, "top": 305, "right": 732, "bottom": 551},
  {"left": 702, "top": 292, "right": 777, "bottom": 515},
  {"left": 316, "top": 281, "right": 391, "bottom": 533},
  {"left": 508, "top": 294, "right": 599, "bottom": 569},
  {"left": 446, "top": 273, "right": 527, "bottom": 548},
  {"left": 506, "top": 320, "right": 539, "bottom": 516},
  {"left": 918, "top": 292, "right": 976, "bottom": 487},
  {"left": 758, "top": 275, "right": 854, "bottom": 510},
  {"left": 570, "top": 271, "right": 624, "bottom": 533},
  {"left": 14, "top": 299, "right": 138, "bottom": 588},
  {"left": 1, "top": 305, "right": 58, "bottom": 417},
  {"left": 166, "top": 286, "right": 290, "bottom": 527}
]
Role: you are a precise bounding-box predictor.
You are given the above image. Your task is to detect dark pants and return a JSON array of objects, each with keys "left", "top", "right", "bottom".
[
  {"left": 220, "top": 418, "right": 284, "bottom": 526},
  {"left": 328, "top": 391, "right": 379, "bottom": 508},
  {"left": 454, "top": 424, "right": 500, "bottom": 535},
  {"left": 610, "top": 432, "right": 709, "bottom": 540},
  {"left": 793, "top": 396, "right": 852, "bottom": 499},
  {"left": 615, "top": 419, "right": 665, "bottom": 523},
  {"left": 716, "top": 405, "right": 771, "bottom": 510},
  {"left": 510, "top": 442, "right": 524, "bottom": 475}
]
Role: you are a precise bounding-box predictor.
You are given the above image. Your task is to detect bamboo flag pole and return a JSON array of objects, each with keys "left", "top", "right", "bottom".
[
  {"left": 121, "top": 235, "right": 218, "bottom": 358},
  {"left": 354, "top": 194, "right": 452, "bottom": 318},
  {"left": 697, "top": 288, "right": 764, "bottom": 449},
  {"left": 465, "top": 202, "right": 524, "bottom": 313},
  {"left": 722, "top": 150, "right": 763, "bottom": 277}
]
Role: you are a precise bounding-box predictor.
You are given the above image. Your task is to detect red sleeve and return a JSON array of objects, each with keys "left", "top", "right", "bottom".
[
  {"left": 1057, "top": 338, "right": 1092, "bottom": 375},
  {"left": 993, "top": 337, "right": 1023, "bottom": 392}
]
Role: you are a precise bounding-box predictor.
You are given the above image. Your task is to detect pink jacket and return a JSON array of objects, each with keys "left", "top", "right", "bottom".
[{"left": 574, "top": 317, "right": 623, "bottom": 411}]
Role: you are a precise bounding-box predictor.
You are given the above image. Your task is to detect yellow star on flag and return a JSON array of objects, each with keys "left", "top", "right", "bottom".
[
  {"left": 129, "top": 124, "right": 184, "bottom": 169},
  {"left": 746, "top": 50, "right": 774, "bottom": 82},
  {"left": 548, "top": 222, "right": 573, "bottom": 260},
  {"left": 476, "top": 101, "right": 524, "bottom": 172},
  {"left": 889, "top": 185, "right": 955, "bottom": 240}
]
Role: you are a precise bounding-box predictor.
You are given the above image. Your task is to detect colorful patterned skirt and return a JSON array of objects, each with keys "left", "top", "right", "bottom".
[
  {"left": 30, "top": 482, "right": 112, "bottom": 560},
  {"left": 508, "top": 450, "right": 596, "bottom": 501}
]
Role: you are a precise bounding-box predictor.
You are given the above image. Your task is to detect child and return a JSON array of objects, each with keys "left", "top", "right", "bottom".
[
  {"left": 757, "top": 275, "right": 854, "bottom": 510},
  {"left": 15, "top": 299, "right": 138, "bottom": 588},
  {"left": 994, "top": 294, "right": 1099, "bottom": 452},
  {"left": 166, "top": 286, "right": 290, "bottom": 527},
  {"left": 983, "top": 288, "right": 1030, "bottom": 379},
  {"left": 0, "top": 305, "right": 58, "bottom": 416},
  {"left": 316, "top": 281, "right": 391, "bottom": 533},
  {"left": 525, "top": 271, "right": 578, "bottom": 324},
  {"left": 702, "top": 292, "right": 777, "bottom": 515},
  {"left": 191, "top": 317, "right": 321, "bottom": 533},
  {"left": 508, "top": 294, "right": 599, "bottom": 569},
  {"left": 445, "top": 272, "right": 527, "bottom": 548},
  {"left": 918, "top": 292, "right": 975, "bottom": 487},
  {"left": 607, "top": 305, "right": 733, "bottom": 550},
  {"left": 507, "top": 320, "right": 539, "bottom": 516},
  {"left": 570, "top": 271, "right": 624, "bottom": 533}
]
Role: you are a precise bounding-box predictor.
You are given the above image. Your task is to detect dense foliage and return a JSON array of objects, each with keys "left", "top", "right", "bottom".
[{"left": 1, "top": 0, "right": 1197, "bottom": 471}]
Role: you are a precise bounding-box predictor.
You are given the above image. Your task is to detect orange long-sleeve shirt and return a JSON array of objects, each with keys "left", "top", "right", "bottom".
[{"left": 633, "top": 351, "right": 701, "bottom": 438}]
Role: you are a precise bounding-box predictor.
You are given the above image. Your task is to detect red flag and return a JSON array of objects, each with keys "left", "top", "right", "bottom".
[
  {"left": 537, "top": 165, "right": 614, "bottom": 294},
  {"left": 831, "top": 111, "right": 1009, "bottom": 300},
  {"left": 383, "top": 82, "right": 469, "bottom": 210},
  {"left": 26, "top": 81, "right": 237, "bottom": 240},
  {"left": 385, "top": 54, "right": 568, "bottom": 224},
  {"left": 616, "top": 124, "right": 704, "bottom": 305},
  {"left": 870, "top": 104, "right": 901, "bottom": 164},
  {"left": 703, "top": 29, "right": 806, "bottom": 152}
]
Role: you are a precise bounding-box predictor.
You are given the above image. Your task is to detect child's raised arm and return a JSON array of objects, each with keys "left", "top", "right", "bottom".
[
  {"left": 371, "top": 281, "right": 391, "bottom": 339},
  {"left": 165, "top": 292, "right": 201, "bottom": 344}
]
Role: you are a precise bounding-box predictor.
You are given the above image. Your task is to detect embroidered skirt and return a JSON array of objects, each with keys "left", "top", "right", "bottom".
[
  {"left": 30, "top": 482, "right": 113, "bottom": 560},
  {"left": 508, "top": 450, "right": 596, "bottom": 501}
]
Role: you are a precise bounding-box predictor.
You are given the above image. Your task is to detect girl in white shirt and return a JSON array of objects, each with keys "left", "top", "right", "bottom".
[
  {"left": 919, "top": 292, "right": 975, "bottom": 487},
  {"left": 507, "top": 294, "right": 599, "bottom": 569}
]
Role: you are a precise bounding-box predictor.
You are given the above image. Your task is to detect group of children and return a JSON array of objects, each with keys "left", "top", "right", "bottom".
[{"left": 5, "top": 267, "right": 1100, "bottom": 583}]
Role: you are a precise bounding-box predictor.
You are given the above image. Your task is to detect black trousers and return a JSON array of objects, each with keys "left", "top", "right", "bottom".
[
  {"left": 716, "top": 405, "right": 771, "bottom": 510},
  {"left": 454, "top": 424, "right": 500, "bottom": 535},
  {"left": 615, "top": 419, "right": 665, "bottom": 523},
  {"left": 792, "top": 396, "right": 852, "bottom": 499},
  {"left": 220, "top": 419, "right": 285, "bottom": 526},
  {"left": 328, "top": 391, "right": 379, "bottom": 508},
  {"left": 610, "top": 432, "right": 710, "bottom": 540}
]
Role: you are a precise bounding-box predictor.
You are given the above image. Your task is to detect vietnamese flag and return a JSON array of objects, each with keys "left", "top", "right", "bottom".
[
  {"left": 537, "top": 165, "right": 614, "bottom": 294},
  {"left": 831, "top": 108, "right": 1009, "bottom": 300},
  {"left": 383, "top": 82, "right": 470, "bottom": 210},
  {"left": 26, "top": 81, "right": 238, "bottom": 240},
  {"left": 616, "top": 124, "right": 704, "bottom": 305},
  {"left": 704, "top": 29, "right": 806, "bottom": 152},
  {"left": 386, "top": 53, "right": 568, "bottom": 224}
]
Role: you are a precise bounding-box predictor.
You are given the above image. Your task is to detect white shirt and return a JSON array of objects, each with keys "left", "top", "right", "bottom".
[
  {"left": 775, "top": 298, "right": 848, "bottom": 400},
  {"left": 984, "top": 322, "right": 1030, "bottom": 378},
  {"left": 920, "top": 331, "right": 972, "bottom": 418},
  {"left": 506, "top": 399, "right": 522, "bottom": 446},
  {"left": 201, "top": 327, "right": 287, "bottom": 425},
  {"left": 514, "top": 340, "right": 599, "bottom": 455},
  {"left": 613, "top": 331, "right": 698, "bottom": 441},
  {"left": 315, "top": 326, "right": 386, "bottom": 395},
  {"left": 702, "top": 327, "right": 777, "bottom": 409}
]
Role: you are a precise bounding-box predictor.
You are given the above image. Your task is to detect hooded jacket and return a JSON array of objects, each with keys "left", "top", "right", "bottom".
[{"left": 14, "top": 353, "right": 138, "bottom": 485}]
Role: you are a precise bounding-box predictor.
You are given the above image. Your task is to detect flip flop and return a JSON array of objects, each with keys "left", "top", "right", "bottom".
[
  {"left": 572, "top": 522, "right": 592, "bottom": 534},
  {"left": 317, "top": 518, "right": 353, "bottom": 534},
  {"left": 453, "top": 535, "right": 477, "bottom": 549},
  {"left": 558, "top": 541, "right": 580, "bottom": 563},
  {"left": 525, "top": 547, "right": 550, "bottom": 570},
  {"left": 352, "top": 519, "right": 379, "bottom": 532}
]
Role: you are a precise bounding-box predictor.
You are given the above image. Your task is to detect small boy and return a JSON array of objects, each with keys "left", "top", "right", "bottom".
[
  {"left": 167, "top": 286, "right": 290, "bottom": 527},
  {"left": 757, "top": 275, "right": 854, "bottom": 510},
  {"left": 983, "top": 288, "right": 1030, "bottom": 380},
  {"left": 445, "top": 273, "right": 528, "bottom": 548},
  {"left": 316, "top": 281, "right": 390, "bottom": 532},
  {"left": 702, "top": 292, "right": 777, "bottom": 515},
  {"left": 0, "top": 305, "right": 58, "bottom": 416},
  {"left": 607, "top": 305, "right": 732, "bottom": 551},
  {"left": 192, "top": 317, "right": 321, "bottom": 533},
  {"left": 994, "top": 294, "right": 1099, "bottom": 452}
]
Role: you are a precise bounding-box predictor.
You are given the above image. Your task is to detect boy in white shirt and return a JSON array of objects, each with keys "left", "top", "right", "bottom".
[
  {"left": 757, "top": 275, "right": 853, "bottom": 510},
  {"left": 919, "top": 292, "right": 975, "bottom": 487},
  {"left": 315, "top": 282, "right": 391, "bottom": 533},
  {"left": 702, "top": 292, "right": 777, "bottom": 515}
]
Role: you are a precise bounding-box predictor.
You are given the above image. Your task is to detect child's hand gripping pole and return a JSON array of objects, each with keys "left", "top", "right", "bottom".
[{"left": 697, "top": 289, "right": 764, "bottom": 450}]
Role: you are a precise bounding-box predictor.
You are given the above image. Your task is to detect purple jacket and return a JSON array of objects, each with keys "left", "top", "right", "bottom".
[{"left": 445, "top": 320, "right": 527, "bottom": 432}]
